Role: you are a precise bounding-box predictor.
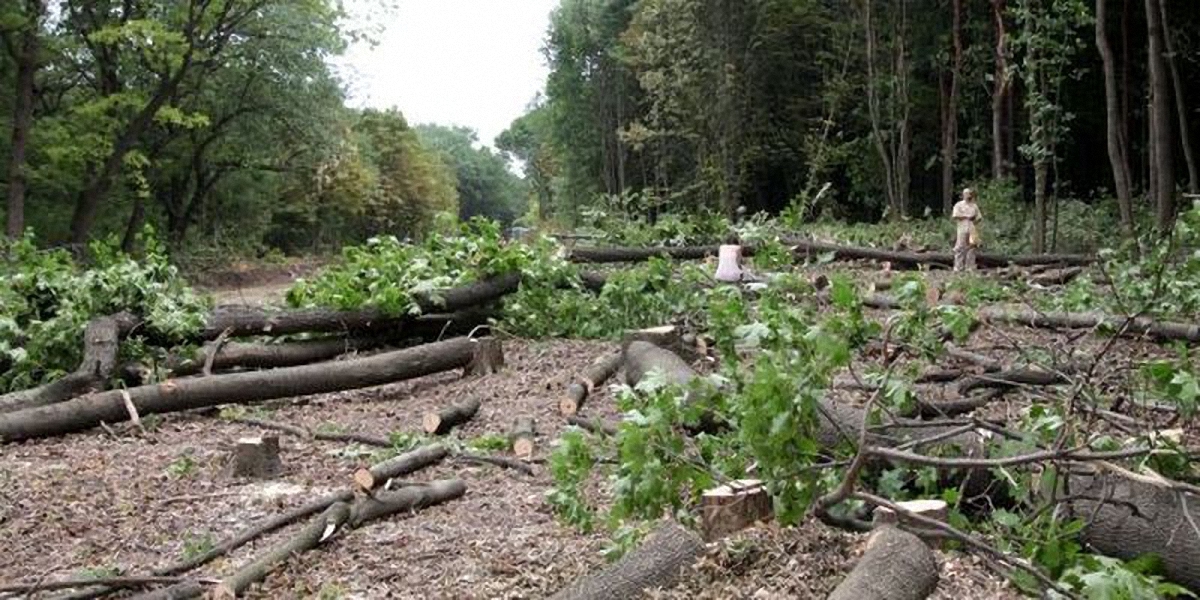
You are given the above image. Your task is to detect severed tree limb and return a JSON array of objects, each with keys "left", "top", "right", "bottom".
[
  {"left": 548, "top": 520, "right": 705, "bottom": 600},
  {"left": 0, "top": 337, "right": 482, "bottom": 442},
  {"left": 210, "top": 502, "right": 352, "bottom": 599},
  {"left": 229, "top": 416, "right": 392, "bottom": 448},
  {"left": 560, "top": 351, "right": 623, "bottom": 416},
  {"left": 454, "top": 452, "right": 536, "bottom": 476},
  {"left": 348, "top": 478, "right": 466, "bottom": 527},
  {"left": 353, "top": 444, "right": 448, "bottom": 491},
  {"left": 566, "top": 415, "right": 618, "bottom": 436},
  {"left": 0, "top": 576, "right": 213, "bottom": 595},
  {"left": 827, "top": 526, "right": 938, "bottom": 600},
  {"left": 422, "top": 397, "right": 481, "bottom": 435}
]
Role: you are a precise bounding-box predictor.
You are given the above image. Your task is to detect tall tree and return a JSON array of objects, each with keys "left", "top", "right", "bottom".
[
  {"left": 990, "top": 0, "right": 1014, "bottom": 180},
  {"left": 2, "top": 0, "right": 45, "bottom": 239},
  {"left": 1096, "top": 0, "right": 1135, "bottom": 238},
  {"left": 940, "top": 0, "right": 964, "bottom": 215},
  {"left": 1158, "top": 1, "right": 1197, "bottom": 195},
  {"left": 863, "top": 0, "right": 912, "bottom": 220},
  {"left": 1144, "top": 0, "right": 1174, "bottom": 232}
]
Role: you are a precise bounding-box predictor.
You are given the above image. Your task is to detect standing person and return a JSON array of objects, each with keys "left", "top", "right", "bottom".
[{"left": 951, "top": 188, "right": 982, "bottom": 271}]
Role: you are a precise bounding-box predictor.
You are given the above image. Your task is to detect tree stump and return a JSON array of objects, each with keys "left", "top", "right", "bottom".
[
  {"left": 872, "top": 499, "right": 949, "bottom": 549},
  {"left": 510, "top": 417, "right": 536, "bottom": 459},
  {"left": 700, "top": 479, "right": 773, "bottom": 541},
  {"left": 464, "top": 338, "right": 505, "bottom": 377},
  {"left": 232, "top": 436, "right": 282, "bottom": 478},
  {"left": 422, "top": 397, "right": 482, "bottom": 435}
]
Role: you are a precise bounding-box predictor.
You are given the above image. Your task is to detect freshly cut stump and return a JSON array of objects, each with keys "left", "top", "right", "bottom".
[
  {"left": 422, "top": 397, "right": 482, "bottom": 435},
  {"left": 353, "top": 444, "right": 448, "bottom": 491},
  {"left": 701, "top": 479, "right": 773, "bottom": 541},
  {"left": 510, "top": 417, "right": 536, "bottom": 460},
  {"left": 231, "top": 436, "right": 282, "bottom": 478},
  {"left": 872, "top": 499, "right": 949, "bottom": 549},
  {"left": 827, "top": 525, "right": 939, "bottom": 600},
  {"left": 549, "top": 520, "right": 704, "bottom": 600},
  {"left": 465, "top": 338, "right": 505, "bottom": 376},
  {"left": 560, "top": 351, "right": 622, "bottom": 416}
]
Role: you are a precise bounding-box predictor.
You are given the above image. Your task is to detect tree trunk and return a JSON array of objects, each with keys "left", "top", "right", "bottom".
[
  {"left": 4, "top": 1, "right": 43, "bottom": 240},
  {"left": 974, "top": 305, "right": 1200, "bottom": 343},
  {"left": 941, "top": 0, "right": 964, "bottom": 216},
  {"left": 1033, "top": 161, "right": 1048, "bottom": 253},
  {"left": 1159, "top": 1, "right": 1198, "bottom": 195},
  {"left": 568, "top": 245, "right": 722, "bottom": 263},
  {"left": 422, "top": 397, "right": 482, "bottom": 435},
  {"left": 549, "top": 520, "right": 704, "bottom": 600},
  {"left": 784, "top": 238, "right": 1092, "bottom": 269},
  {"left": 560, "top": 351, "right": 623, "bottom": 416},
  {"left": 120, "top": 196, "right": 146, "bottom": 253},
  {"left": 991, "top": 0, "right": 1011, "bottom": 180},
  {"left": 353, "top": 443, "right": 449, "bottom": 491},
  {"left": 1145, "top": 0, "right": 1175, "bottom": 233},
  {"left": 1096, "top": 0, "right": 1137, "bottom": 238},
  {"left": 827, "top": 526, "right": 939, "bottom": 600},
  {"left": 0, "top": 337, "right": 482, "bottom": 442},
  {"left": 348, "top": 478, "right": 466, "bottom": 527},
  {"left": 509, "top": 416, "right": 536, "bottom": 459}
]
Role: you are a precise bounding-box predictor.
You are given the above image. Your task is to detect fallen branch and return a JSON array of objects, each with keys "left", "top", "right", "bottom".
[
  {"left": 560, "top": 351, "right": 623, "bottom": 416},
  {"left": 510, "top": 416, "right": 536, "bottom": 459},
  {"left": 348, "top": 478, "right": 466, "bottom": 526},
  {"left": 453, "top": 452, "right": 536, "bottom": 476},
  {"left": 422, "top": 397, "right": 482, "bottom": 435},
  {"left": 548, "top": 520, "right": 705, "bottom": 600},
  {"left": 0, "top": 575, "right": 211, "bottom": 595},
  {"left": 958, "top": 366, "right": 1070, "bottom": 394},
  {"left": 0, "top": 337, "right": 484, "bottom": 442},
  {"left": 976, "top": 305, "right": 1200, "bottom": 343},
  {"left": 231, "top": 416, "right": 392, "bottom": 448},
  {"left": 353, "top": 443, "right": 448, "bottom": 491},
  {"left": 566, "top": 415, "right": 618, "bottom": 436},
  {"left": 827, "top": 525, "right": 939, "bottom": 600}
]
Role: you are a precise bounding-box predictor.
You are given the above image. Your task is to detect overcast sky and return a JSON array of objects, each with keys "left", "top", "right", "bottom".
[{"left": 333, "top": 0, "right": 559, "bottom": 149}]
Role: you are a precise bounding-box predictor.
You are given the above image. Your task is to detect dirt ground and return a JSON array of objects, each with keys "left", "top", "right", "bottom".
[{"left": 1, "top": 263, "right": 1179, "bottom": 599}]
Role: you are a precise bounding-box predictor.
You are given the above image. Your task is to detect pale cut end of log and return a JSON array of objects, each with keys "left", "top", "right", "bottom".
[
  {"left": 232, "top": 436, "right": 282, "bottom": 479},
  {"left": 510, "top": 416, "right": 536, "bottom": 460},
  {"left": 423, "top": 396, "right": 482, "bottom": 435},
  {"left": 352, "top": 468, "right": 376, "bottom": 491},
  {"left": 559, "top": 382, "right": 588, "bottom": 416},
  {"left": 872, "top": 499, "right": 949, "bottom": 550},
  {"left": 464, "top": 338, "right": 505, "bottom": 377},
  {"left": 701, "top": 479, "right": 772, "bottom": 541}
]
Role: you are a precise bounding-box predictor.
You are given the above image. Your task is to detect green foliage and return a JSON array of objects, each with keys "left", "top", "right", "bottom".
[
  {"left": 164, "top": 451, "right": 198, "bottom": 479},
  {"left": 0, "top": 230, "right": 209, "bottom": 392},
  {"left": 415, "top": 124, "right": 528, "bottom": 225},
  {"left": 1141, "top": 353, "right": 1198, "bottom": 418},
  {"left": 545, "top": 429, "right": 599, "bottom": 532},
  {"left": 466, "top": 434, "right": 512, "bottom": 453},
  {"left": 181, "top": 534, "right": 216, "bottom": 561},
  {"left": 1054, "top": 555, "right": 1196, "bottom": 599}
]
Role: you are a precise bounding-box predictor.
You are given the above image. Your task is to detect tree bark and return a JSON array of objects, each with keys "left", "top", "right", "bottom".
[
  {"left": 1099, "top": 0, "right": 1132, "bottom": 238},
  {"left": 353, "top": 443, "right": 449, "bottom": 491},
  {"left": 0, "top": 337, "right": 481, "bottom": 442},
  {"left": 4, "top": 0, "right": 43, "bottom": 240},
  {"left": 568, "top": 246, "right": 722, "bottom": 264},
  {"left": 827, "top": 526, "right": 939, "bottom": 600},
  {"left": 1159, "top": 1, "right": 1198, "bottom": 195},
  {"left": 1033, "top": 161, "right": 1048, "bottom": 253},
  {"left": 549, "top": 520, "right": 705, "bottom": 600},
  {"left": 991, "top": 0, "right": 1012, "bottom": 180},
  {"left": 422, "top": 397, "right": 482, "bottom": 435},
  {"left": 1145, "top": 0, "right": 1175, "bottom": 233},
  {"left": 348, "top": 478, "right": 466, "bottom": 527},
  {"left": 975, "top": 305, "right": 1200, "bottom": 343},
  {"left": 784, "top": 238, "right": 1092, "bottom": 269},
  {"left": 510, "top": 416, "right": 536, "bottom": 459},
  {"left": 560, "top": 351, "right": 623, "bottom": 416},
  {"left": 940, "top": 0, "right": 964, "bottom": 216},
  {"left": 210, "top": 502, "right": 352, "bottom": 599},
  {"left": 0, "top": 312, "right": 138, "bottom": 413}
]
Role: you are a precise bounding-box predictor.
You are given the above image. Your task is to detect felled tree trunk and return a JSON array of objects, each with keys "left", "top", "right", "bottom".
[
  {"left": 0, "top": 312, "right": 138, "bottom": 413},
  {"left": 1069, "top": 471, "right": 1200, "bottom": 591},
  {"left": 827, "top": 526, "right": 939, "bottom": 600},
  {"left": 976, "top": 305, "right": 1200, "bottom": 343},
  {"left": 783, "top": 239, "right": 1092, "bottom": 269},
  {"left": 0, "top": 337, "right": 481, "bottom": 442},
  {"left": 623, "top": 341, "right": 723, "bottom": 432},
  {"left": 510, "top": 416, "right": 536, "bottom": 459},
  {"left": 348, "top": 478, "right": 466, "bottom": 526},
  {"left": 568, "top": 246, "right": 722, "bottom": 263},
  {"left": 423, "top": 397, "right": 482, "bottom": 435},
  {"left": 560, "top": 351, "right": 622, "bottom": 416},
  {"left": 549, "top": 520, "right": 705, "bottom": 600},
  {"left": 354, "top": 444, "right": 449, "bottom": 491}
]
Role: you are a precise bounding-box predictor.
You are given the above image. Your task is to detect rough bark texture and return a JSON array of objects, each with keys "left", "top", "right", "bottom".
[
  {"left": 0, "top": 337, "right": 478, "bottom": 442},
  {"left": 1070, "top": 472, "right": 1200, "bottom": 591},
  {"left": 211, "top": 502, "right": 351, "bottom": 599},
  {"left": 622, "top": 341, "right": 698, "bottom": 389},
  {"left": 464, "top": 338, "right": 505, "bottom": 376},
  {"left": 510, "top": 416, "right": 536, "bottom": 459},
  {"left": 199, "top": 274, "right": 520, "bottom": 340},
  {"left": 353, "top": 443, "right": 449, "bottom": 491},
  {"left": 701, "top": 479, "right": 773, "bottom": 541},
  {"left": 422, "top": 397, "right": 482, "bottom": 435},
  {"left": 560, "top": 351, "right": 623, "bottom": 416},
  {"left": 548, "top": 520, "right": 705, "bottom": 600},
  {"left": 0, "top": 312, "right": 138, "bottom": 413},
  {"left": 348, "top": 478, "right": 467, "bottom": 527},
  {"left": 827, "top": 525, "right": 939, "bottom": 600},
  {"left": 231, "top": 436, "right": 282, "bottom": 479}
]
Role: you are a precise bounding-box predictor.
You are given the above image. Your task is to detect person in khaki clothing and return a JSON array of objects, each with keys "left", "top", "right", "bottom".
[{"left": 951, "top": 188, "right": 981, "bottom": 271}]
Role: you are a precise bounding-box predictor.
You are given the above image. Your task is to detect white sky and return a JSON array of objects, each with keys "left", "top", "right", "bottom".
[{"left": 333, "top": 0, "right": 559, "bottom": 149}]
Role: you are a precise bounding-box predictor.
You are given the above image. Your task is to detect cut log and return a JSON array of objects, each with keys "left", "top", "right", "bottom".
[
  {"left": 976, "top": 305, "right": 1200, "bottom": 343},
  {"left": 210, "top": 501, "right": 351, "bottom": 599},
  {"left": 0, "top": 312, "right": 138, "bottom": 413},
  {"left": 622, "top": 341, "right": 698, "bottom": 389},
  {"left": 701, "top": 479, "right": 773, "bottom": 541},
  {"left": 0, "top": 337, "right": 479, "bottom": 442},
  {"left": 126, "top": 581, "right": 207, "bottom": 600},
  {"left": 231, "top": 436, "right": 282, "bottom": 479},
  {"left": 566, "top": 415, "right": 618, "bottom": 436},
  {"left": 871, "top": 499, "right": 948, "bottom": 528},
  {"left": 510, "top": 416, "right": 536, "bottom": 459},
  {"left": 548, "top": 520, "right": 705, "bottom": 600},
  {"left": 1029, "top": 266, "right": 1085, "bottom": 286},
  {"left": 568, "top": 245, "right": 722, "bottom": 264},
  {"left": 348, "top": 478, "right": 467, "bottom": 527},
  {"left": 827, "top": 525, "right": 939, "bottom": 600},
  {"left": 0, "top": 576, "right": 202, "bottom": 595},
  {"left": 422, "top": 397, "right": 482, "bottom": 435},
  {"left": 957, "top": 366, "right": 1069, "bottom": 395},
  {"left": 353, "top": 443, "right": 449, "bottom": 491},
  {"left": 785, "top": 237, "right": 1092, "bottom": 269},
  {"left": 560, "top": 351, "right": 622, "bottom": 416},
  {"left": 231, "top": 416, "right": 391, "bottom": 448},
  {"left": 464, "top": 338, "right": 505, "bottom": 376},
  {"left": 199, "top": 274, "right": 521, "bottom": 340},
  {"left": 1069, "top": 472, "right": 1200, "bottom": 591},
  {"left": 454, "top": 452, "right": 536, "bottom": 475}
]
